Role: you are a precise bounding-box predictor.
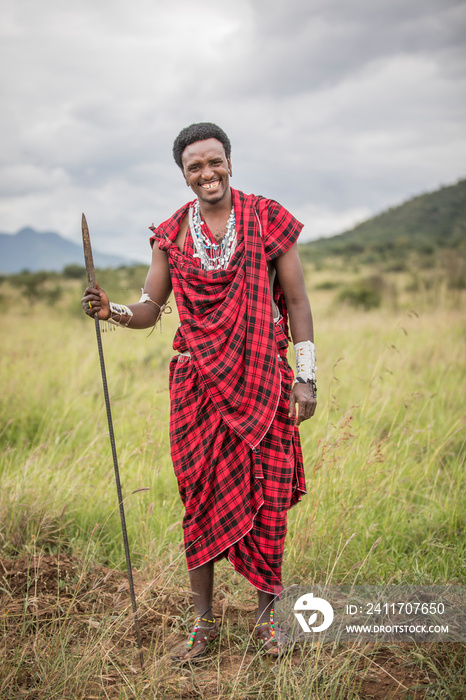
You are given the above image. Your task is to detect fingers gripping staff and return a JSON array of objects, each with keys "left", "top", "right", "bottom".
[{"left": 81, "top": 213, "right": 144, "bottom": 670}]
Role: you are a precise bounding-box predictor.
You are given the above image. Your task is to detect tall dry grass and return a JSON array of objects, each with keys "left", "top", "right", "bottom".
[{"left": 0, "top": 263, "right": 464, "bottom": 698}]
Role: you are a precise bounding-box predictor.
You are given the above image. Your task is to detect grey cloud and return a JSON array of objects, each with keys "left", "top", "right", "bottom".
[
  {"left": 223, "top": 0, "right": 466, "bottom": 98},
  {"left": 0, "top": 0, "right": 465, "bottom": 252}
]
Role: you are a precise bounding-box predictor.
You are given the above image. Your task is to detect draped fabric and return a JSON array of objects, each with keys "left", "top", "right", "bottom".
[{"left": 149, "top": 189, "right": 306, "bottom": 593}]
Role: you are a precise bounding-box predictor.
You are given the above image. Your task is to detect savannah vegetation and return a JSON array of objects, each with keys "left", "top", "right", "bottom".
[
  {"left": 1, "top": 226, "right": 465, "bottom": 698},
  {"left": 302, "top": 178, "right": 466, "bottom": 268}
]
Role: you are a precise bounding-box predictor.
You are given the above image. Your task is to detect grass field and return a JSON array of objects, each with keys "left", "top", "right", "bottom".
[{"left": 0, "top": 259, "right": 465, "bottom": 698}]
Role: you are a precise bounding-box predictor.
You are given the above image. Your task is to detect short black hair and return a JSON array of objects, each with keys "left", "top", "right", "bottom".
[{"left": 173, "top": 122, "right": 231, "bottom": 169}]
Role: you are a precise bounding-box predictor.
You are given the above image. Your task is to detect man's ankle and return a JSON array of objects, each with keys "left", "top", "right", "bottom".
[{"left": 194, "top": 610, "right": 215, "bottom": 627}]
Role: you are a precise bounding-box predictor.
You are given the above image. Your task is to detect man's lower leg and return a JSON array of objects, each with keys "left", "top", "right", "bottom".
[
  {"left": 188, "top": 560, "right": 215, "bottom": 621},
  {"left": 171, "top": 560, "right": 217, "bottom": 660},
  {"left": 256, "top": 590, "right": 275, "bottom": 624}
]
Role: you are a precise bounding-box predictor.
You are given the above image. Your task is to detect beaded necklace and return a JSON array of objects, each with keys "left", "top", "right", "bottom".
[{"left": 189, "top": 199, "right": 237, "bottom": 271}]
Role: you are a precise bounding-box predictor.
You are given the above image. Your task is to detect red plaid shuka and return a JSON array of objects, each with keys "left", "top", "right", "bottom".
[{"left": 150, "top": 188, "right": 306, "bottom": 593}]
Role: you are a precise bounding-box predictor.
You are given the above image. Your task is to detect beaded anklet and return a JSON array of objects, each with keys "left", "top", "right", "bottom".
[
  {"left": 187, "top": 616, "right": 216, "bottom": 648},
  {"left": 255, "top": 608, "right": 275, "bottom": 638}
]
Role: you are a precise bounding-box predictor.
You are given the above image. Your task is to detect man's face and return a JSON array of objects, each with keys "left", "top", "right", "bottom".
[{"left": 181, "top": 138, "right": 232, "bottom": 206}]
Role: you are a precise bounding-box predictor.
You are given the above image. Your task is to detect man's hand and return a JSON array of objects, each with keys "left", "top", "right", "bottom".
[
  {"left": 288, "top": 382, "right": 317, "bottom": 426},
  {"left": 81, "top": 284, "right": 110, "bottom": 320}
]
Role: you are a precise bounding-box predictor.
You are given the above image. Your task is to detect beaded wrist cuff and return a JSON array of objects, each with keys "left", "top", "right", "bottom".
[
  {"left": 108, "top": 302, "right": 133, "bottom": 327},
  {"left": 294, "top": 340, "right": 316, "bottom": 383}
]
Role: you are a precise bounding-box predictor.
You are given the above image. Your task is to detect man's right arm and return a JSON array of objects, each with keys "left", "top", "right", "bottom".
[{"left": 81, "top": 242, "right": 173, "bottom": 329}]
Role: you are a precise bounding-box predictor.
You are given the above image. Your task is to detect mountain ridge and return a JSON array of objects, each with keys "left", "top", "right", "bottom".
[
  {"left": 2, "top": 178, "right": 465, "bottom": 272},
  {"left": 0, "top": 227, "right": 137, "bottom": 273},
  {"left": 304, "top": 178, "right": 466, "bottom": 259}
]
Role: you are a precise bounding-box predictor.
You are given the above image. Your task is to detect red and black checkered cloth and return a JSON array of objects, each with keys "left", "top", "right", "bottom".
[{"left": 150, "top": 189, "right": 307, "bottom": 593}]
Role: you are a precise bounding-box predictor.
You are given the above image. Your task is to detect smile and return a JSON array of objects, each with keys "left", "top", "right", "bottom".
[{"left": 201, "top": 180, "right": 220, "bottom": 190}]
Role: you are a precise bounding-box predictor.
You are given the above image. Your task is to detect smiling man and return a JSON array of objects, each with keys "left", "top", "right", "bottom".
[{"left": 82, "top": 122, "right": 317, "bottom": 661}]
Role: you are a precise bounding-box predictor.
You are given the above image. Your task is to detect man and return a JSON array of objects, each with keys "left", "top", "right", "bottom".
[{"left": 82, "top": 122, "right": 316, "bottom": 661}]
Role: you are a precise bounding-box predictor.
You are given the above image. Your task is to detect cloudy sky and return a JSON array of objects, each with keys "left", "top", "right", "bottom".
[{"left": 1, "top": 0, "right": 465, "bottom": 263}]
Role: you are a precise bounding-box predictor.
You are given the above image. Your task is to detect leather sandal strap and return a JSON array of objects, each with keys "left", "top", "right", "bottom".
[{"left": 187, "top": 618, "right": 218, "bottom": 649}]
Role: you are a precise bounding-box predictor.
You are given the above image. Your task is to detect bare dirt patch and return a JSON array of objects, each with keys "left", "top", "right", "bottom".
[{"left": 1, "top": 555, "right": 463, "bottom": 698}]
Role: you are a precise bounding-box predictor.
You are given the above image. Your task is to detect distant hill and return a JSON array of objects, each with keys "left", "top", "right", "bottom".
[
  {"left": 302, "top": 178, "right": 466, "bottom": 261},
  {"left": 0, "top": 228, "right": 134, "bottom": 273}
]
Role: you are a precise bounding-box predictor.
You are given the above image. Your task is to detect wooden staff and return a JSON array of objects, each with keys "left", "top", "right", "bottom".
[{"left": 81, "top": 213, "right": 144, "bottom": 670}]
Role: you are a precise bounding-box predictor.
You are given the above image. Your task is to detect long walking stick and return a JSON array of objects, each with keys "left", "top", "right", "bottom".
[{"left": 81, "top": 213, "right": 144, "bottom": 670}]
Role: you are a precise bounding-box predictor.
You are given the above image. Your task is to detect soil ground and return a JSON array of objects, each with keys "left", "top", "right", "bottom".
[{"left": 1, "top": 555, "right": 463, "bottom": 699}]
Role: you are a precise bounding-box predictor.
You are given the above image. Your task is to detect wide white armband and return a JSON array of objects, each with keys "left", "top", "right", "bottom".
[
  {"left": 138, "top": 289, "right": 172, "bottom": 334},
  {"left": 138, "top": 291, "right": 167, "bottom": 313},
  {"left": 294, "top": 340, "right": 316, "bottom": 384}
]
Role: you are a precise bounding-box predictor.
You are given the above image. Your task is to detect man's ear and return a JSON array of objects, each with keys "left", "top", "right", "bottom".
[{"left": 228, "top": 157, "right": 232, "bottom": 176}]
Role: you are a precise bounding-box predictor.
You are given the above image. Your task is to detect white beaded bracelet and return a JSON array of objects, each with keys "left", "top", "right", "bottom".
[{"left": 108, "top": 302, "right": 134, "bottom": 327}]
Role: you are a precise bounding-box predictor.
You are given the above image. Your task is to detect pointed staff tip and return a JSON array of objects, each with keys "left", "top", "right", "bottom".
[{"left": 81, "top": 213, "right": 95, "bottom": 286}]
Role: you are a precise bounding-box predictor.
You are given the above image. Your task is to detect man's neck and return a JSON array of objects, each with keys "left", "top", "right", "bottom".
[
  {"left": 197, "top": 187, "right": 234, "bottom": 241},
  {"left": 198, "top": 187, "right": 233, "bottom": 220}
]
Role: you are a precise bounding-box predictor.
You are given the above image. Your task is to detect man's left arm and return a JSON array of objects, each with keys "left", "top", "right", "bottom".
[{"left": 274, "top": 242, "right": 317, "bottom": 426}]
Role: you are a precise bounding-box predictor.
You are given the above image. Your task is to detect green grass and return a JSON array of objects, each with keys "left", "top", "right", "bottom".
[{"left": 0, "top": 267, "right": 465, "bottom": 698}]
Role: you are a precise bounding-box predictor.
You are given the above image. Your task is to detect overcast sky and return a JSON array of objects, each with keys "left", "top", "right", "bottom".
[{"left": 1, "top": 0, "right": 465, "bottom": 263}]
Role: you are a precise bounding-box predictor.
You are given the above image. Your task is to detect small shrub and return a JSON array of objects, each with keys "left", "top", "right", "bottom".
[
  {"left": 315, "top": 280, "right": 341, "bottom": 290},
  {"left": 62, "top": 264, "right": 86, "bottom": 280},
  {"left": 337, "top": 275, "right": 385, "bottom": 310},
  {"left": 384, "top": 259, "right": 407, "bottom": 272},
  {"left": 42, "top": 284, "right": 64, "bottom": 305},
  {"left": 441, "top": 249, "right": 466, "bottom": 289},
  {"left": 9, "top": 271, "right": 50, "bottom": 303}
]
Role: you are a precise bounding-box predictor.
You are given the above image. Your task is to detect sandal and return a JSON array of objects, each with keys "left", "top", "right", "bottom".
[
  {"left": 254, "top": 607, "right": 290, "bottom": 658},
  {"left": 170, "top": 616, "right": 219, "bottom": 663}
]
